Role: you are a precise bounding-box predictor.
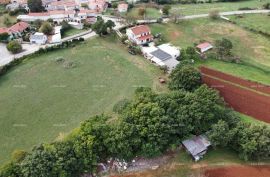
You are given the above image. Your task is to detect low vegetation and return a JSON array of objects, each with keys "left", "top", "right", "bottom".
[
  {"left": 1, "top": 62, "right": 269, "bottom": 176},
  {"left": 6, "top": 41, "right": 22, "bottom": 54}
]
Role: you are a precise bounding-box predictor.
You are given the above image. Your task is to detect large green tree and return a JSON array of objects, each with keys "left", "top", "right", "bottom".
[
  {"left": 27, "top": 0, "right": 44, "bottom": 12},
  {"left": 169, "top": 64, "right": 202, "bottom": 91}
]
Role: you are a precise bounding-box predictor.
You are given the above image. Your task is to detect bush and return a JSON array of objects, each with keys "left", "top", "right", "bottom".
[
  {"left": 209, "top": 10, "right": 220, "bottom": 20},
  {"left": 7, "top": 41, "right": 22, "bottom": 54},
  {"left": 263, "top": 3, "right": 270, "bottom": 9},
  {"left": 39, "top": 22, "right": 53, "bottom": 35},
  {"left": 162, "top": 5, "right": 171, "bottom": 15},
  {"left": 169, "top": 64, "right": 202, "bottom": 91},
  {"left": 138, "top": 8, "right": 146, "bottom": 16},
  {"left": 113, "top": 99, "right": 130, "bottom": 114}
]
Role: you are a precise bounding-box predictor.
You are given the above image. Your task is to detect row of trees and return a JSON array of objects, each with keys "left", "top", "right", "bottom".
[{"left": 1, "top": 63, "right": 269, "bottom": 176}]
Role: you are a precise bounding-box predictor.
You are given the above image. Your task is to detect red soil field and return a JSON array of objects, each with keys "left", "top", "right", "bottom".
[
  {"left": 200, "top": 67, "right": 270, "bottom": 123},
  {"left": 204, "top": 165, "right": 270, "bottom": 177},
  {"left": 200, "top": 67, "right": 270, "bottom": 95}
]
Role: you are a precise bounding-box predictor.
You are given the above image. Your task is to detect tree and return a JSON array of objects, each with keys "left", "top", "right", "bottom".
[
  {"left": 60, "top": 21, "right": 71, "bottom": 35},
  {"left": 138, "top": 8, "right": 146, "bottom": 17},
  {"left": 207, "top": 120, "right": 233, "bottom": 147},
  {"left": 263, "top": 3, "right": 270, "bottom": 9},
  {"left": 112, "top": 2, "right": 118, "bottom": 9},
  {"left": 215, "top": 38, "right": 233, "bottom": 59},
  {"left": 92, "top": 17, "right": 115, "bottom": 36},
  {"left": 20, "top": 144, "right": 56, "bottom": 177},
  {"left": 169, "top": 64, "right": 202, "bottom": 91},
  {"left": 170, "top": 8, "right": 184, "bottom": 24},
  {"left": 0, "top": 32, "right": 9, "bottom": 41},
  {"left": 7, "top": 41, "right": 22, "bottom": 54},
  {"left": 162, "top": 5, "right": 171, "bottom": 15},
  {"left": 0, "top": 162, "right": 22, "bottom": 177},
  {"left": 39, "top": 22, "right": 53, "bottom": 35},
  {"left": 27, "top": 0, "right": 44, "bottom": 12}
]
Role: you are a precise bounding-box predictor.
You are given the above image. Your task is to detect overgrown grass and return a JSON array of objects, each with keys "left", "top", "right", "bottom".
[
  {"left": 230, "top": 14, "right": 270, "bottom": 33},
  {"left": 149, "top": 18, "right": 270, "bottom": 84},
  {"left": 127, "top": 7, "right": 161, "bottom": 19},
  {"left": 171, "top": 0, "right": 270, "bottom": 15},
  {"left": 0, "top": 35, "right": 166, "bottom": 164},
  {"left": 0, "top": 14, "right": 17, "bottom": 27}
]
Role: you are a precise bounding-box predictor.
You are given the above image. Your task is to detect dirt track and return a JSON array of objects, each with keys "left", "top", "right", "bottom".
[{"left": 205, "top": 165, "right": 270, "bottom": 177}]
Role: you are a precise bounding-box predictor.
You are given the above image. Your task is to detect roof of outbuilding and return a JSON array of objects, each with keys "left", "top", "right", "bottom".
[
  {"left": 196, "top": 42, "right": 213, "bottom": 49},
  {"left": 182, "top": 135, "right": 211, "bottom": 157}
]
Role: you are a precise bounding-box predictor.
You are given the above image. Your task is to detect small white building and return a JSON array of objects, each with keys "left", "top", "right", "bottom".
[
  {"left": 142, "top": 43, "right": 180, "bottom": 72},
  {"left": 30, "top": 32, "right": 47, "bottom": 44},
  {"left": 118, "top": 3, "right": 128, "bottom": 13},
  {"left": 196, "top": 42, "right": 213, "bottom": 53},
  {"left": 50, "top": 26, "right": 62, "bottom": 43},
  {"left": 126, "top": 25, "right": 153, "bottom": 45}
]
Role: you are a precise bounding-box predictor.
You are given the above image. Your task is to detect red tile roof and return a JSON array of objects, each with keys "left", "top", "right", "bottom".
[
  {"left": 29, "top": 12, "right": 49, "bottom": 16},
  {"left": 0, "top": 27, "right": 9, "bottom": 34},
  {"left": 130, "top": 25, "right": 151, "bottom": 36},
  {"left": 8, "top": 22, "right": 29, "bottom": 33},
  {"left": 196, "top": 42, "right": 212, "bottom": 49}
]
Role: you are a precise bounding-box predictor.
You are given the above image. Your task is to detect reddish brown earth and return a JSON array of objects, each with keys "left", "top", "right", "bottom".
[
  {"left": 200, "top": 67, "right": 270, "bottom": 123},
  {"left": 204, "top": 165, "right": 270, "bottom": 177}
]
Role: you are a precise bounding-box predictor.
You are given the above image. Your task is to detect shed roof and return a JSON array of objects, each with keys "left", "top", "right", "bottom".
[{"left": 182, "top": 135, "right": 211, "bottom": 158}]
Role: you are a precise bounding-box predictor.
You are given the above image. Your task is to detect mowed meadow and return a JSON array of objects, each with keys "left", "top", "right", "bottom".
[{"left": 0, "top": 36, "right": 166, "bottom": 163}]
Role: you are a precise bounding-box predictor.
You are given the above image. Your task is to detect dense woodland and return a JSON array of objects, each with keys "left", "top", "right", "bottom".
[{"left": 0, "top": 63, "right": 269, "bottom": 177}]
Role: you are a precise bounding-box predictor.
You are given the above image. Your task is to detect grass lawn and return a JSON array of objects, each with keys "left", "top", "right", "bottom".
[
  {"left": 230, "top": 14, "right": 270, "bottom": 33},
  {"left": 0, "top": 14, "right": 17, "bottom": 27},
  {"left": 127, "top": 7, "right": 161, "bottom": 19},
  {"left": 171, "top": 0, "right": 270, "bottom": 15},
  {"left": 150, "top": 18, "right": 270, "bottom": 84},
  {"left": 0, "top": 35, "right": 167, "bottom": 164},
  {"left": 62, "top": 27, "right": 87, "bottom": 38}
]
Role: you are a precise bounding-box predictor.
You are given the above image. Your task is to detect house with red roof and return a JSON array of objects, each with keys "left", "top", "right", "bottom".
[
  {"left": 126, "top": 25, "right": 153, "bottom": 45},
  {"left": 0, "top": 22, "right": 29, "bottom": 40},
  {"left": 196, "top": 42, "right": 213, "bottom": 53}
]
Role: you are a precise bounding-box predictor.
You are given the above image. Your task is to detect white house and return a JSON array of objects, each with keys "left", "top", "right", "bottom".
[
  {"left": 50, "top": 26, "right": 62, "bottom": 43},
  {"left": 142, "top": 43, "right": 180, "bottom": 71},
  {"left": 117, "top": 3, "right": 128, "bottom": 13},
  {"left": 30, "top": 32, "right": 47, "bottom": 44},
  {"left": 196, "top": 42, "right": 213, "bottom": 53},
  {"left": 126, "top": 25, "right": 153, "bottom": 45}
]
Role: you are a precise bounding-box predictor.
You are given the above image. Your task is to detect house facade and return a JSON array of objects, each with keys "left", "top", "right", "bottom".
[
  {"left": 30, "top": 32, "right": 47, "bottom": 44},
  {"left": 126, "top": 25, "right": 153, "bottom": 45}
]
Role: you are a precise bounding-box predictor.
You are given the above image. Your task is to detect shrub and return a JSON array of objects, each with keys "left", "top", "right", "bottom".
[
  {"left": 7, "top": 41, "right": 22, "bottom": 54},
  {"left": 39, "top": 22, "right": 53, "bottom": 35},
  {"left": 263, "top": 3, "right": 270, "bottom": 9},
  {"left": 138, "top": 8, "right": 146, "bottom": 16},
  {"left": 209, "top": 10, "right": 220, "bottom": 20},
  {"left": 113, "top": 99, "right": 130, "bottom": 114},
  {"left": 162, "top": 5, "right": 171, "bottom": 15}
]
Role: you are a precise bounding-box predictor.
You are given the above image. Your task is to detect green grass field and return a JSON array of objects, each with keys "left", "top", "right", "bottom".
[
  {"left": 171, "top": 0, "right": 270, "bottom": 15},
  {"left": 230, "top": 14, "right": 270, "bottom": 33},
  {"left": 127, "top": 7, "right": 161, "bottom": 19},
  {"left": 150, "top": 18, "right": 270, "bottom": 84},
  {"left": 62, "top": 28, "right": 87, "bottom": 38},
  {"left": 0, "top": 36, "right": 167, "bottom": 164},
  {"left": 0, "top": 14, "right": 17, "bottom": 27}
]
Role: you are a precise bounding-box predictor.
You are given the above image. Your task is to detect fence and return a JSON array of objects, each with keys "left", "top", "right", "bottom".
[{"left": 200, "top": 67, "right": 270, "bottom": 123}]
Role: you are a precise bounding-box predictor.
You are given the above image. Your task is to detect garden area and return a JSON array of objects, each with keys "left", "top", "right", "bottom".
[
  {"left": 149, "top": 18, "right": 270, "bottom": 85},
  {"left": 0, "top": 36, "right": 166, "bottom": 164},
  {"left": 171, "top": 0, "right": 270, "bottom": 15}
]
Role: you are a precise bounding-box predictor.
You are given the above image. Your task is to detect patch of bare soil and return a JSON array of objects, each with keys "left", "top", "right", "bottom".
[{"left": 204, "top": 165, "right": 270, "bottom": 177}]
